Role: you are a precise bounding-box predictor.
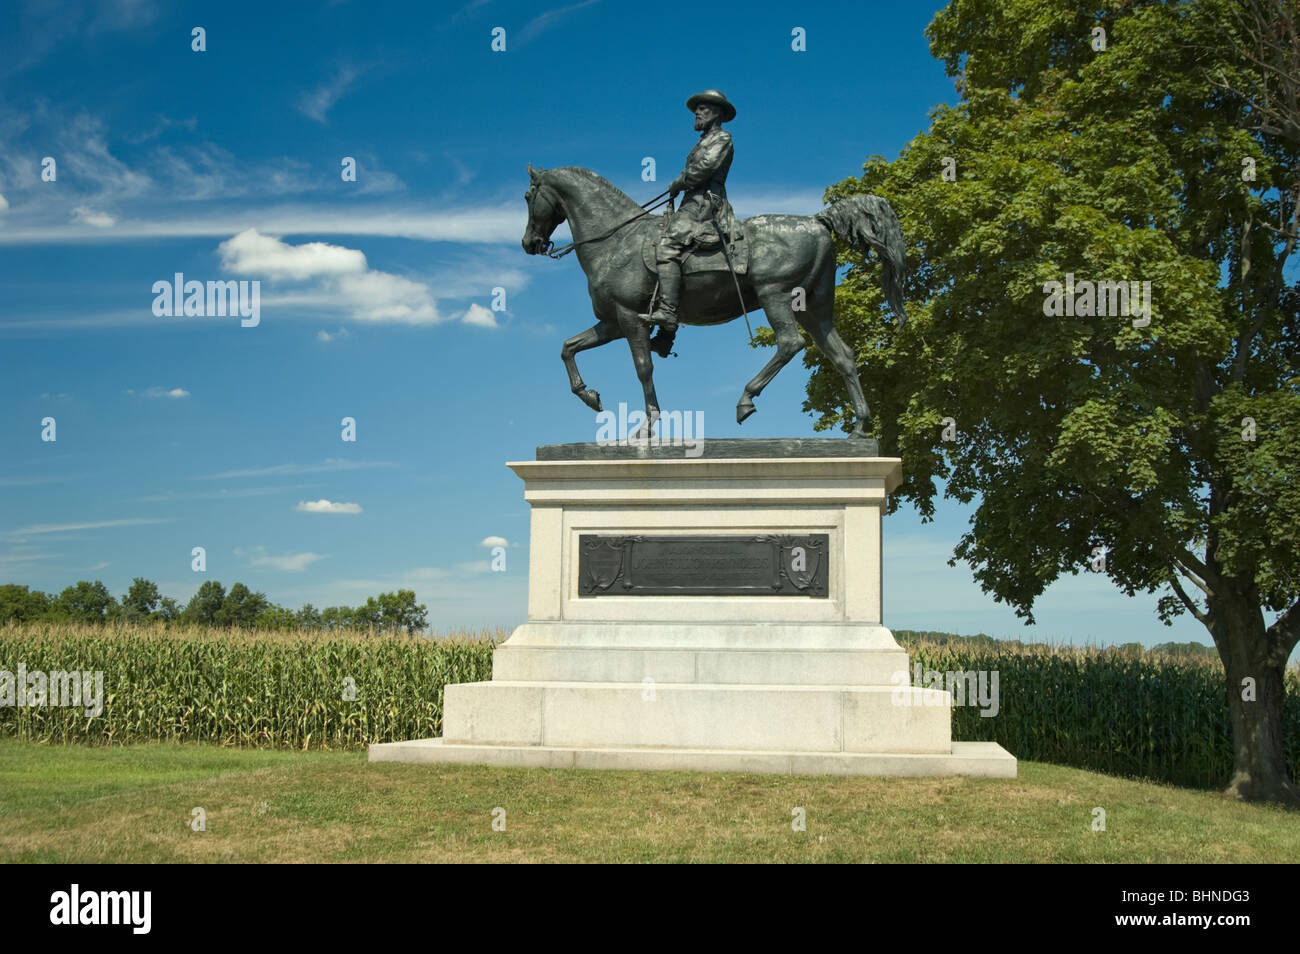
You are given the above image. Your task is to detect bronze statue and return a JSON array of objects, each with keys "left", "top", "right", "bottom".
[
  {"left": 522, "top": 91, "right": 907, "bottom": 440},
  {"left": 640, "top": 90, "right": 738, "bottom": 355}
]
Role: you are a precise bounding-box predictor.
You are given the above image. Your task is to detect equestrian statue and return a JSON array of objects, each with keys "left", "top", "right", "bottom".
[{"left": 521, "top": 89, "right": 907, "bottom": 439}]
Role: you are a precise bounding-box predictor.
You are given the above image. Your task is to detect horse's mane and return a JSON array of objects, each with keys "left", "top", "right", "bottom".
[{"left": 550, "top": 166, "right": 644, "bottom": 214}]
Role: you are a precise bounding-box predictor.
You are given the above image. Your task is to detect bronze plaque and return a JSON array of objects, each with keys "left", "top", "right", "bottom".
[{"left": 577, "top": 534, "right": 829, "bottom": 597}]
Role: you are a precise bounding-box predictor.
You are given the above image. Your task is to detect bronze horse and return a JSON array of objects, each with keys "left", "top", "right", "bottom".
[{"left": 521, "top": 164, "right": 906, "bottom": 438}]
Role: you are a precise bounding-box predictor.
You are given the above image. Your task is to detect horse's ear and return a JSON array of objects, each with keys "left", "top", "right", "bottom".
[{"left": 527, "top": 163, "right": 542, "bottom": 182}]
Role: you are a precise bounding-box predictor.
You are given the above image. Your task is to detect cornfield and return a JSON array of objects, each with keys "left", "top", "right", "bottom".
[
  {"left": 2, "top": 622, "right": 1296, "bottom": 789},
  {"left": 909, "top": 641, "right": 1300, "bottom": 789},
  {"left": 0, "top": 622, "right": 497, "bottom": 749}
]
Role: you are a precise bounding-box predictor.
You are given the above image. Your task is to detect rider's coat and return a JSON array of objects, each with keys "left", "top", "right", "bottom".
[{"left": 662, "top": 127, "right": 735, "bottom": 252}]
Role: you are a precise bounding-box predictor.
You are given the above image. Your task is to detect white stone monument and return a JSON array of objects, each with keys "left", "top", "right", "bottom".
[{"left": 370, "top": 440, "right": 1015, "bottom": 777}]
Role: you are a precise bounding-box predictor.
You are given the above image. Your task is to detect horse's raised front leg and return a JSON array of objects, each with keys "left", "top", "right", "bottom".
[
  {"left": 561, "top": 319, "right": 623, "bottom": 412},
  {"left": 621, "top": 308, "right": 661, "bottom": 441},
  {"left": 737, "top": 287, "right": 807, "bottom": 424}
]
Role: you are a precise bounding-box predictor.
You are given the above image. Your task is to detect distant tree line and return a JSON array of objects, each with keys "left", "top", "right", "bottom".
[{"left": 0, "top": 578, "right": 429, "bottom": 635}]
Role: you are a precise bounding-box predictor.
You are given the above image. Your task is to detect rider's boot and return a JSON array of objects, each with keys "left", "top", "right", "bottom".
[{"left": 642, "top": 260, "right": 681, "bottom": 335}]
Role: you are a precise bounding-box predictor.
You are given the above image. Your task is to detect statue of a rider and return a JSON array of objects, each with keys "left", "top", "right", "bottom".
[{"left": 641, "top": 90, "right": 738, "bottom": 355}]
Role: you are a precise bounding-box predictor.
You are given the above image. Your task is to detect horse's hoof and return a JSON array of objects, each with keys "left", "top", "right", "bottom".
[
  {"left": 577, "top": 389, "right": 602, "bottom": 412},
  {"left": 737, "top": 400, "right": 756, "bottom": 424}
]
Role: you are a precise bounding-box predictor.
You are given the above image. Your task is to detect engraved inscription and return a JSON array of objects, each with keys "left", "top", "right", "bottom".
[{"left": 578, "top": 534, "right": 828, "bottom": 597}]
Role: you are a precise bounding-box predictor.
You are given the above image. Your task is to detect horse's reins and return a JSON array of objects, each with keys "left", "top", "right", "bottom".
[
  {"left": 544, "top": 188, "right": 673, "bottom": 259},
  {"left": 541, "top": 183, "right": 756, "bottom": 348}
]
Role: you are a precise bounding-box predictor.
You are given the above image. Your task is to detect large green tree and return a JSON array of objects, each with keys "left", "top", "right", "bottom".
[{"left": 804, "top": 0, "right": 1299, "bottom": 801}]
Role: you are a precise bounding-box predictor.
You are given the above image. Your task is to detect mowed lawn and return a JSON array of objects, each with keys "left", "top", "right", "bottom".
[{"left": 0, "top": 740, "right": 1296, "bottom": 863}]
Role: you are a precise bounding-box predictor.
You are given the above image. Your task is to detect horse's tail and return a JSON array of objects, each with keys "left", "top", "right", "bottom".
[{"left": 815, "top": 194, "right": 907, "bottom": 326}]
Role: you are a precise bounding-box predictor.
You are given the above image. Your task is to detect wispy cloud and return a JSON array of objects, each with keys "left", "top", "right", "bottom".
[
  {"left": 236, "top": 546, "right": 327, "bottom": 572},
  {"left": 298, "top": 66, "right": 365, "bottom": 123},
  {"left": 0, "top": 109, "right": 417, "bottom": 244},
  {"left": 7, "top": 517, "right": 172, "bottom": 537},
  {"left": 517, "top": 0, "right": 601, "bottom": 45},
  {"left": 0, "top": 475, "right": 67, "bottom": 487},
  {"left": 0, "top": 549, "right": 57, "bottom": 572},
  {"left": 0, "top": 201, "right": 512, "bottom": 245},
  {"left": 70, "top": 205, "right": 115, "bottom": 228},
  {"left": 2, "top": 0, "right": 160, "bottom": 78},
  {"left": 200, "top": 459, "right": 396, "bottom": 480},
  {"left": 131, "top": 486, "right": 298, "bottom": 503}
]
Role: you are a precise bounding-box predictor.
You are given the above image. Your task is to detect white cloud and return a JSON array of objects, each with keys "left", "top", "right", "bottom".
[
  {"left": 317, "top": 328, "right": 349, "bottom": 343},
  {"left": 0, "top": 193, "right": 8, "bottom": 213},
  {"left": 335, "top": 271, "right": 441, "bottom": 324},
  {"left": 298, "top": 66, "right": 364, "bottom": 124},
  {"left": 141, "top": 386, "right": 190, "bottom": 399},
  {"left": 295, "top": 499, "right": 362, "bottom": 514},
  {"left": 219, "top": 228, "right": 366, "bottom": 280},
  {"left": 479, "top": 536, "right": 509, "bottom": 548},
  {"left": 461, "top": 303, "right": 498, "bottom": 328},
  {"left": 218, "top": 229, "right": 444, "bottom": 325},
  {"left": 71, "top": 206, "right": 116, "bottom": 228}
]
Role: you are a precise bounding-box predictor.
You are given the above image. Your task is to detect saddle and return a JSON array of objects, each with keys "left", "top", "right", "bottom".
[{"left": 642, "top": 212, "right": 750, "bottom": 278}]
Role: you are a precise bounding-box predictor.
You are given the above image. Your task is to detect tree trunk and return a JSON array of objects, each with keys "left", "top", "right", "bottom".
[{"left": 1209, "top": 590, "right": 1300, "bottom": 804}]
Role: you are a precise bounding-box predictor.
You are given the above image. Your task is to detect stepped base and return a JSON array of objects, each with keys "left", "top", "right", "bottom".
[
  {"left": 368, "top": 739, "right": 1017, "bottom": 777},
  {"left": 441, "top": 680, "right": 952, "bottom": 753}
]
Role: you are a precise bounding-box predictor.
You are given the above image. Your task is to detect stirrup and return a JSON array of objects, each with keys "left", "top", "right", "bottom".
[{"left": 639, "top": 311, "right": 677, "bottom": 331}]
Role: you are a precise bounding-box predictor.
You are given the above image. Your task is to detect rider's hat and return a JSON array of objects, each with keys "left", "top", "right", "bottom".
[{"left": 686, "top": 90, "right": 736, "bottom": 123}]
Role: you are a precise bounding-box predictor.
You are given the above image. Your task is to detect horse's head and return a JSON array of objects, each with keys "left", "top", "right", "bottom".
[{"left": 521, "top": 163, "right": 566, "bottom": 255}]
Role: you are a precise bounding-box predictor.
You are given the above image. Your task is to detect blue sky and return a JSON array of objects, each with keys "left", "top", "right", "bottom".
[{"left": 0, "top": 0, "right": 1230, "bottom": 649}]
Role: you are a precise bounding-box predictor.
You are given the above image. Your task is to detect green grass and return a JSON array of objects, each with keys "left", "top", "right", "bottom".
[{"left": 1, "top": 740, "right": 1296, "bottom": 863}]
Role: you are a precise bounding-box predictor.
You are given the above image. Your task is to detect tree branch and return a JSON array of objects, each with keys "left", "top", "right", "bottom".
[
  {"left": 1265, "top": 596, "right": 1300, "bottom": 657},
  {"left": 1168, "top": 571, "right": 1211, "bottom": 626}
]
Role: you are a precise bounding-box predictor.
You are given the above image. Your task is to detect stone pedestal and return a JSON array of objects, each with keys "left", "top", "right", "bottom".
[{"left": 369, "top": 439, "right": 1016, "bottom": 777}]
